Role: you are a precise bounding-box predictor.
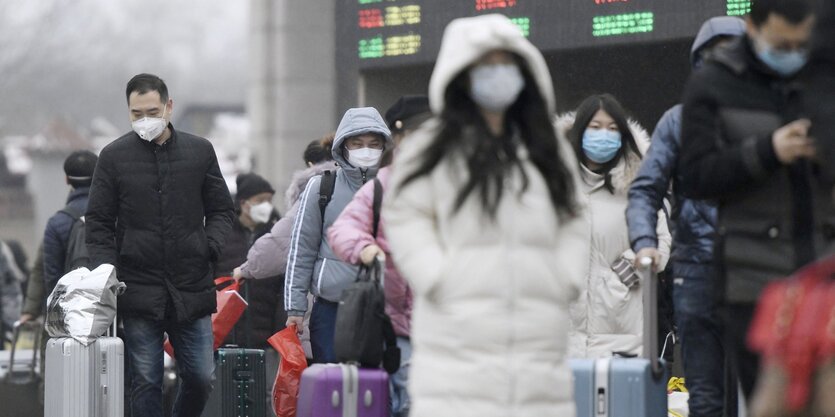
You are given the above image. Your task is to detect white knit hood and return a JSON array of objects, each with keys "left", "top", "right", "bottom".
[{"left": 429, "top": 14, "right": 556, "bottom": 115}]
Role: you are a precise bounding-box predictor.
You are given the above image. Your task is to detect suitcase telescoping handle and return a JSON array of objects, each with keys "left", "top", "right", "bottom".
[
  {"left": 109, "top": 295, "right": 117, "bottom": 337},
  {"left": 5, "top": 320, "right": 42, "bottom": 383},
  {"left": 638, "top": 257, "right": 664, "bottom": 378}
]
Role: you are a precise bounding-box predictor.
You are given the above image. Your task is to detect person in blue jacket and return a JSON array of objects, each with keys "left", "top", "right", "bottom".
[
  {"left": 43, "top": 150, "right": 97, "bottom": 293},
  {"left": 626, "top": 16, "right": 745, "bottom": 417}
]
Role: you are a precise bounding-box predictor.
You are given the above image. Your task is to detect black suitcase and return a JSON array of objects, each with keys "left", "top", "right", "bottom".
[
  {"left": 202, "top": 347, "right": 266, "bottom": 417},
  {"left": 0, "top": 321, "right": 44, "bottom": 417}
]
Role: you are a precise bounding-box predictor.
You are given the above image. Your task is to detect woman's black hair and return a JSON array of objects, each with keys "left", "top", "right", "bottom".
[
  {"left": 750, "top": 0, "right": 815, "bottom": 26},
  {"left": 303, "top": 136, "right": 333, "bottom": 166},
  {"left": 399, "top": 55, "right": 577, "bottom": 220},
  {"left": 568, "top": 94, "right": 640, "bottom": 194}
]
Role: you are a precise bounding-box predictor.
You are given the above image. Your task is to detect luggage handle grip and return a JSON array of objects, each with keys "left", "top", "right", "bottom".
[
  {"left": 5, "top": 319, "right": 42, "bottom": 383},
  {"left": 101, "top": 385, "right": 108, "bottom": 417},
  {"left": 638, "top": 257, "right": 664, "bottom": 378}
]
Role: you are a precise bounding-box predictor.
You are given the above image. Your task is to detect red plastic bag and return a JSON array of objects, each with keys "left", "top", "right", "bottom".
[
  {"left": 164, "top": 277, "right": 248, "bottom": 357},
  {"left": 268, "top": 324, "right": 307, "bottom": 417}
]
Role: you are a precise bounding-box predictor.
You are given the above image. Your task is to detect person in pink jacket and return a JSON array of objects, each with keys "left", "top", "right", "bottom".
[
  {"left": 327, "top": 95, "right": 429, "bottom": 417},
  {"left": 328, "top": 167, "right": 409, "bottom": 334}
]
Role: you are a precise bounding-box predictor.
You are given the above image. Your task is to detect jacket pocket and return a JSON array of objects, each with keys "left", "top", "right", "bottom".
[
  {"left": 316, "top": 258, "right": 361, "bottom": 303},
  {"left": 118, "top": 229, "right": 137, "bottom": 267},
  {"left": 181, "top": 229, "right": 210, "bottom": 262},
  {"left": 590, "top": 269, "right": 640, "bottom": 335}
]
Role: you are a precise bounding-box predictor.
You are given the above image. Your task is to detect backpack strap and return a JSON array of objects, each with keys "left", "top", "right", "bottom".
[
  {"left": 372, "top": 178, "right": 383, "bottom": 238},
  {"left": 60, "top": 205, "right": 85, "bottom": 222},
  {"left": 318, "top": 170, "right": 336, "bottom": 225}
]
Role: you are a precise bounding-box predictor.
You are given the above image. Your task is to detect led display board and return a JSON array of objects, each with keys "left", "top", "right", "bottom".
[{"left": 338, "top": 0, "right": 752, "bottom": 68}]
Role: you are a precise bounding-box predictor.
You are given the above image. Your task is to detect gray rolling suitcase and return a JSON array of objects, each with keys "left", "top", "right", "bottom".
[
  {"left": 569, "top": 257, "right": 669, "bottom": 417},
  {"left": 45, "top": 316, "right": 123, "bottom": 417}
]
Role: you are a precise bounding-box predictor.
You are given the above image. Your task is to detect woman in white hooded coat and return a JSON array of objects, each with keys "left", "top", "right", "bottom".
[
  {"left": 557, "top": 94, "right": 672, "bottom": 359},
  {"left": 383, "top": 14, "right": 590, "bottom": 417}
]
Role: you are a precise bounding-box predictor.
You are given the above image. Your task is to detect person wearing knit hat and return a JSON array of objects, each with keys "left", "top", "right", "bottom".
[
  {"left": 64, "top": 150, "right": 98, "bottom": 188},
  {"left": 43, "top": 150, "right": 98, "bottom": 293},
  {"left": 235, "top": 173, "right": 276, "bottom": 223},
  {"left": 215, "top": 171, "right": 283, "bottom": 414},
  {"left": 384, "top": 95, "right": 431, "bottom": 144}
]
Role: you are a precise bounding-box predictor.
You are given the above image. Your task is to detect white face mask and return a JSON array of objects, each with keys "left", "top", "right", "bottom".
[
  {"left": 469, "top": 63, "right": 525, "bottom": 112},
  {"left": 247, "top": 201, "right": 273, "bottom": 224},
  {"left": 132, "top": 103, "right": 168, "bottom": 141},
  {"left": 347, "top": 147, "right": 383, "bottom": 168}
]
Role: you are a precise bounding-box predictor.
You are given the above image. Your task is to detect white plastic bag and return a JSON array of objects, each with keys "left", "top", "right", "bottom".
[
  {"left": 45, "top": 264, "right": 125, "bottom": 345},
  {"left": 668, "top": 391, "right": 689, "bottom": 417}
]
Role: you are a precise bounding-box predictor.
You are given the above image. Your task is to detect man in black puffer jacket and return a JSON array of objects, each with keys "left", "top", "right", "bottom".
[
  {"left": 806, "top": 0, "right": 835, "bottom": 187},
  {"left": 678, "top": 0, "right": 835, "bottom": 399},
  {"left": 86, "top": 73, "right": 234, "bottom": 417}
]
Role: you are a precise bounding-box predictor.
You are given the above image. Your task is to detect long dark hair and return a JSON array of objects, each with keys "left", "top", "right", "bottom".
[
  {"left": 568, "top": 94, "right": 640, "bottom": 194},
  {"left": 399, "top": 55, "right": 577, "bottom": 220}
]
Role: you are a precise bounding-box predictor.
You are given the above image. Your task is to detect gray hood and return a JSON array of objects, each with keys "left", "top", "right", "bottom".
[
  {"left": 283, "top": 107, "right": 392, "bottom": 313},
  {"left": 332, "top": 107, "right": 393, "bottom": 185},
  {"left": 690, "top": 16, "right": 746, "bottom": 67}
]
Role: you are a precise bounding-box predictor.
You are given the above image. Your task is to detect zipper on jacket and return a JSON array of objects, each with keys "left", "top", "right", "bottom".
[
  {"left": 585, "top": 192, "right": 594, "bottom": 356},
  {"left": 506, "top": 172, "right": 518, "bottom": 414},
  {"left": 361, "top": 169, "right": 368, "bottom": 184}
]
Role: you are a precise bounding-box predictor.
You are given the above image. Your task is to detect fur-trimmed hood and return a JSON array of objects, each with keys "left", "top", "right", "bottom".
[
  {"left": 554, "top": 113, "right": 650, "bottom": 194},
  {"left": 283, "top": 160, "right": 338, "bottom": 212}
]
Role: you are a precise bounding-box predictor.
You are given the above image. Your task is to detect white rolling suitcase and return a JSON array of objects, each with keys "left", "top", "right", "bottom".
[{"left": 45, "top": 318, "right": 124, "bottom": 417}]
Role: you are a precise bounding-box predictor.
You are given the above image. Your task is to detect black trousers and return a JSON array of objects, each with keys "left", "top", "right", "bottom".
[{"left": 722, "top": 303, "right": 760, "bottom": 400}]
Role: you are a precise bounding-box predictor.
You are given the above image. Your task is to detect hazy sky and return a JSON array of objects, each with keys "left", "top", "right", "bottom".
[{"left": 0, "top": 0, "right": 248, "bottom": 136}]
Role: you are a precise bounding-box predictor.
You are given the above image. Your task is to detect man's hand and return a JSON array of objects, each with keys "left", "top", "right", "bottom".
[
  {"left": 634, "top": 247, "right": 661, "bottom": 271},
  {"left": 360, "top": 244, "right": 385, "bottom": 266},
  {"left": 773, "top": 119, "right": 815, "bottom": 164},
  {"left": 286, "top": 316, "right": 304, "bottom": 335}
]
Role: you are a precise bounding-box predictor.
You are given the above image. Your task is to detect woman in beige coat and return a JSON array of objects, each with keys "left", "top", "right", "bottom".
[
  {"left": 383, "top": 14, "right": 590, "bottom": 417},
  {"left": 558, "top": 94, "right": 672, "bottom": 359}
]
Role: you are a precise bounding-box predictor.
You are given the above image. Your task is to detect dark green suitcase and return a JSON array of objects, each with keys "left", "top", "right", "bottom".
[{"left": 202, "top": 347, "right": 267, "bottom": 417}]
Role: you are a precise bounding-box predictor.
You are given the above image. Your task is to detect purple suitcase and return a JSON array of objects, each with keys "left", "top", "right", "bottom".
[{"left": 296, "top": 364, "right": 388, "bottom": 417}]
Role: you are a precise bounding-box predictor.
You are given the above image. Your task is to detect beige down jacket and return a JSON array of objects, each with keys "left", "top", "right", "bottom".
[
  {"left": 556, "top": 114, "right": 672, "bottom": 359},
  {"left": 383, "top": 14, "right": 590, "bottom": 417}
]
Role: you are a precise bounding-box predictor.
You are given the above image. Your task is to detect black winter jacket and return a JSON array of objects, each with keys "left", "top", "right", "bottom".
[
  {"left": 86, "top": 125, "right": 235, "bottom": 322},
  {"left": 679, "top": 37, "right": 835, "bottom": 303},
  {"left": 807, "top": 0, "right": 835, "bottom": 185},
  {"left": 214, "top": 218, "right": 285, "bottom": 349}
]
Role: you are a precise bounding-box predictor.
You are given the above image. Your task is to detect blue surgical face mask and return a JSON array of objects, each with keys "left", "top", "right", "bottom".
[
  {"left": 582, "top": 128, "right": 622, "bottom": 164},
  {"left": 753, "top": 37, "right": 808, "bottom": 77}
]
